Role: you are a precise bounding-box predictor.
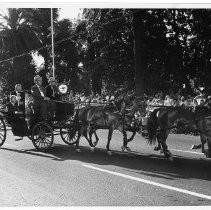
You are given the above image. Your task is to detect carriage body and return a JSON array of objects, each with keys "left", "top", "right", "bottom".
[{"left": 0, "top": 90, "right": 78, "bottom": 151}]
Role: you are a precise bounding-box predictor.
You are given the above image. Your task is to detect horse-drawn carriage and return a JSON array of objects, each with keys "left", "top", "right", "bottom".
[
  {"left": 0, "top": 87, "right": 79, "bottom": 151},
  {"left": 1, "top": 86, "right": 211, "bottom": 160}
]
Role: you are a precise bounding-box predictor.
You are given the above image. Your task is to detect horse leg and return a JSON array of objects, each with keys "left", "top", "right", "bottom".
[
  {"left": 206, "top": 137, "right": 211, "bottom": 158},
  {"left": 127, "top": 131, "right": 136, "bottom": 143},
  {"left": 92, "top": 130, "right": 99, "bottom": 147},
  {"left": 118, "top": 125, "right": 131, "bottom": 152},
  {"left": 158, "top": 130, "right": 173, "bottom": 161},
  {"left": 122, "top": 129, "right": 131, "bottom": 152},
  {"left": 75, "top": 128, "right": 82, "bottom": 153},
  {"left": 83, "top": 123, "right": 95, "bottom": 151},
  {"left": 84, "top": 134, "right": 95, "bottom": 152},
  {"left": 198, "top": 133, "right": 206, "bottom": 153},
  {"left": 88, "top": 128, "right": 99, "bottom": 147},
  {"left": 106, "top": 128, "right": 113, "bottom": 155},
  {"left": 203, "top": 133, "right": 211, "bottom": 158},
  {"left": 154, "top": 139, "right": 162, "bottom": 151}
]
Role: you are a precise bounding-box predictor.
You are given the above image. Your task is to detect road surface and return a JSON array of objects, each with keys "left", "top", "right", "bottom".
[{"left": 0, "top": 129, "right": 210, "bottom": 206}]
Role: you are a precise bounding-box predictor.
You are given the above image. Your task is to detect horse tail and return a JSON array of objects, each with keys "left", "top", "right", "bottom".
[{"left": 147, "top": 109, "right": 159, "bottom": 145}]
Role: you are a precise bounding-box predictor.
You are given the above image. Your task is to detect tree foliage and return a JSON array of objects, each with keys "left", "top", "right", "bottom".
[{"left": 1, "top": 8, "right": 211, "bottom": 100}]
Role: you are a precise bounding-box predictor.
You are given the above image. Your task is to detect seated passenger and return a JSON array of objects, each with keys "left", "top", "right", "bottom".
[
  {"left": 31, "top": 75, "right": 55, "bottom": 120},
  {"left": 6, "top": 95, "right": 25, "bottom": 141},
  {"left": 7, "top": 95, "right": 18, "bottom": 122},
  {"left": 10, "top": 84, "right": 25, "bottom": 112}
]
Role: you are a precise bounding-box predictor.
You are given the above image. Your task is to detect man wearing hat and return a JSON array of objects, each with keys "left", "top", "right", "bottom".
[{"left": 31, "top": 75, "right": 50, "bottom": 120}]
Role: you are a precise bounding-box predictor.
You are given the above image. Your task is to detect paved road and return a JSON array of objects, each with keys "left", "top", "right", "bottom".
[{"left": 0, "top": 129, "right": 210, "bottom": 206}]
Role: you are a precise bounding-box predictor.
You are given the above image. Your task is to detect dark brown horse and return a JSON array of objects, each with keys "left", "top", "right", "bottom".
[
  {"left": 193, "top": 106, "right": 211, "bottom": 157},
  {"left": 147, "top": 106, "right": 211, "bottom": 160},
  {"left": 74, "top": 94, "right": 147, "bottom": 155},
  {"left": 147, "top": 107, "right": 197, "bottom": 160},
  {"left": 87, "top": 95, "right": 147, "bottom": 152},
  {"left": 75, "top": 104, "right": 129, "bottom": 155}
]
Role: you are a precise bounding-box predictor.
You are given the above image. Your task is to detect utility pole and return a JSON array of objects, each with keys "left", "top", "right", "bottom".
[{"left": 51, "top": 8, "right": 55, "bottom": 78}]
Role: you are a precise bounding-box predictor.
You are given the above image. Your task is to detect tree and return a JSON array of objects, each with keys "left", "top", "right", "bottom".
[
  {"left": 132, "top": 10, "right": 147, "bottom": 96},
  {"left": 0, "top": 8, "right": 41, "bottom": 88}
]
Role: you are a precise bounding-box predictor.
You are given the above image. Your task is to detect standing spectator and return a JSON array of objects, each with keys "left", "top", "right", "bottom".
[
  {"left": 206, "top": 96, "right": 211, "bottom": 109},
  {"left": 184, "top": 95, "right": 194, "bottom": 107},
  {"left": 164, "top": 95, "right": 173, "bottom": 106},
  {"left": 180, "top": 96, "right": 186, "bottom": 106},
  {"left": 194, "top": 92, "right": 206, "bottom": 106}
]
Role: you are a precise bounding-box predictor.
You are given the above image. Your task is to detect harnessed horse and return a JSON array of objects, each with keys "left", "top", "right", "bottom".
[
  {"left": 74, "top": 93, "right": 147, "bottom": 154},
  {"left": 147, "top": 106, "right": 211, "bottom": 160}
]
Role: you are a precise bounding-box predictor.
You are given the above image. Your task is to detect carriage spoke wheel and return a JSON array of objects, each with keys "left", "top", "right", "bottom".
[
  {"left": 0, "top": 117, "right": 6, "bottom": 146},
  {"left": 60, "top": 126, "right": 78, "bottom": 145},
  {"left": 32, "top": 122, "right": 54, "bottom": 152}
]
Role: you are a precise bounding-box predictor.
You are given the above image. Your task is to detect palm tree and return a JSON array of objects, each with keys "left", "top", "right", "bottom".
[{"left": 0, "top": 8, "right": 42, "bottom": 87}]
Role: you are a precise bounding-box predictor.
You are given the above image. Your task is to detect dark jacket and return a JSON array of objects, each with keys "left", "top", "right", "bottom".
[
  {"left": 45, "top": 85, "right": 60, "bottom": 100},
  {"left": 6, "top": 102, "right": 19, "bottom": 124},
  {"left": 7, "top": 102, "right": 18, "bottom": 115},
  {"left": 31, "top": 85, "right": 46, "bottom": 102},
  {"left": 6, "top": 102, "right": 26, "bottom": 136}
]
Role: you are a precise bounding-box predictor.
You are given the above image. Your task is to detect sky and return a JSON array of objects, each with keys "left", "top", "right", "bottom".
[{"left": 58, "top": 7, "right": 82, "bottom": 21}]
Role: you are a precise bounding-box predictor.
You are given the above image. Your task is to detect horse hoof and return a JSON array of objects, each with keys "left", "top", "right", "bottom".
[
  {"left": 107, "top": 151, "right": 112, "bottom": 156},
  {"left": 204, "top": 149, "right": 211, "bottom": 158},
  {"left": 154, "top": 147, "right": 160, "bottom": 151},
  {"left": 126, "top": 147, "right": 132, "bottom": 152},
  {"left": 191, "top": 145, "right": 197, "bottom": 150},
  {"left": 93, "top": 141, "right": 98, "bottom": 147},
  {"left": 160, "top": 149, "right": 164, "bottom": 154},
  {"left": 168, "top": 156, "right": 174, "bottom": 162},
  {"left": 90, "top": 147, "right": 95, "bottom": 152},
  {"left": 121, "top": 146, "right": 126, "bottom": 151},
  {"left": 167, "top": 150, "right": 172, "bottom": 156},
  {"left": 76, "top": 148, "right": 81, "bottom": 153}
]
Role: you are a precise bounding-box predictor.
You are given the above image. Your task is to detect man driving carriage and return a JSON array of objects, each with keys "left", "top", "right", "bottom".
[
  {"left": 31, "top": 75, "right": 56, "bottom": 120},
  {"left": 45, "top": 77, "right": 60, "bottom": 100}
]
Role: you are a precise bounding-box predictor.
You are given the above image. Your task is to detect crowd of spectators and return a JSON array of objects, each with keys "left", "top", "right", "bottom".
[
  {"left": 70, "top": 92, "right": 116, "bottom": 107},
  {"left": 69, "top": 89, "right": 211, "bottom": 111},
  {"left": 145, "top": 91, "right": 211, "bottom": 114}
]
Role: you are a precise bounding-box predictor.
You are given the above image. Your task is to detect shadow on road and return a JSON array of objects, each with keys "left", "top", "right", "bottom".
[{"left": 1, "top": 143, "right": 210, "bottom": 182}]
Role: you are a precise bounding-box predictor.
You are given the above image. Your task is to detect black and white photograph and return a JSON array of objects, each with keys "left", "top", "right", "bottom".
[{"left": 0, "top": 0, "right": 211, "bottom": 207}]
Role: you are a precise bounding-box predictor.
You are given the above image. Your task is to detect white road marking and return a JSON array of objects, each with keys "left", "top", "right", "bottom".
[
  {"left": 83, "top": 164, "right": 211, "bottom": 201},
  {"left": 171, "top": 149, "right": 203, "bottom": 155}
]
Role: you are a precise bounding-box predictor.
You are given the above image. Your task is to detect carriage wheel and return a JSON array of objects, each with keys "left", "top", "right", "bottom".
[
  {"left": 60, "top": 126, "right": 78, "bottom": 145},
  {"left": 32, "top": 122, "right": 54, "bottom": 151},
  {"left": 0, "top": 117, "right": 6, "bottom": 146}
]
